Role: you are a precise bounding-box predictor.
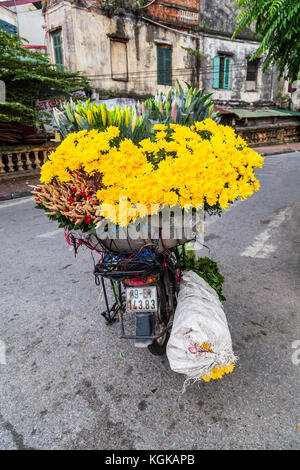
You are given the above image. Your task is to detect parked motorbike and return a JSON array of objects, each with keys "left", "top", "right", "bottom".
[{"left": 93, "top": 246, "right": 183, "bottom": 355}]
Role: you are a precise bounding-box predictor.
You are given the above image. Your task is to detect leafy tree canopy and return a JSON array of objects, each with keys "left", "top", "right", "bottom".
[
  {"left": 0, "top": 30, "right": 90, "bottom": 126},
  {"left": 232, "top": 0, "right": 300, "bottom": 81}
]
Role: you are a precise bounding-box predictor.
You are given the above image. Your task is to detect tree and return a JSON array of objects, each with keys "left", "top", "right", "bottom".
[
  {"left": 0, "top": 30, "right": 90, "bottom": 126},
  {"left": 232, "top": 0, "right": 300, "bottom": 82}
]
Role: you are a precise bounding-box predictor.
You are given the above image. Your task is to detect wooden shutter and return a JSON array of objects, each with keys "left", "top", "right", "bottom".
[
  {"left": 110, "top": 40, "right": 128, "bottom": 81},
  {"left": 213, "top": 56, "right": 220, "bottom": 89},
  {"left": 164, "top": 48, "right": 172, "bottom": 86},
  {"left": 52, "top": 31, "right": 64, "bottom": 70},
  {"left": 157, "top": 47, "right": 172, "bottom": 85},
  {"left": 157, "top": 47, "right": 164, "bottom": 85},
  {"left": 223, "top": 57, "right": 231, "bottom": 90}
]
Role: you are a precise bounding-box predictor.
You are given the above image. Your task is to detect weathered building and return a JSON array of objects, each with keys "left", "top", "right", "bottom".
[
  {"left": 41, "top": 0, "right": 300, "bottom": 145},
  {"left": 42, "top": 0, "right": 289, "bottom": 106},
  {"left": 43, "top": 0, "right": 201, "bottom": 98},
  {"left": 0, "top": 3, "right": 17, "bottom": 35},
  {"left": 0, "top": 0, "right": 46, "bottom": 51},
  {"left": 198, "top": 0, "right": 283, "bottom": 108}
]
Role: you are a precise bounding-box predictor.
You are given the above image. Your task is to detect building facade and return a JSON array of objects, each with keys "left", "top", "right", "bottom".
[
  {"left": 198, "top": 0, "right": 284, "bottom": 108},
  {"left": 42, "top": 0, "right": 201, "bottom": 98},
  {"left": 0, "top": 0, "right": 46, "bottom": 51},
  {"left": 0, "top": 3, "right": 17, "bottom": 35},
  {"left": 42, "top": 0, "right": 298, "bottom": 112}
]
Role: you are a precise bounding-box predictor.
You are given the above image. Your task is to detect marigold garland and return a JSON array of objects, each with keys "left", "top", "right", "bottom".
[{"left": 200, "top": 363, "right": 235, "bottom": 382}]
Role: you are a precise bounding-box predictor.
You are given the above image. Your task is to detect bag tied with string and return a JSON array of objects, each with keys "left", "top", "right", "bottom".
[{"left": 167, "top": 270, "right": 237, "bottom": 385}]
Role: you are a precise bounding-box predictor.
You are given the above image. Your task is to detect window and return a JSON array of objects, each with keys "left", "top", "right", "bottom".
[
  {"left": 52, "top": 30, "right": 64, "bottom": 71},
  {"left": 110, "top": 38, "right": 128, "bottom": 81},
  {"left": 245, "top": 58, "right": 259, "bottom": 91},
  {"left": 157, "top": 47, "right": 172, "bottom": 86},
  {"left": 213, "top": 56, "right": 231, "bottom": 90},
  {"left": 0, "top": 19, "right": 17, "bottom": 35}
]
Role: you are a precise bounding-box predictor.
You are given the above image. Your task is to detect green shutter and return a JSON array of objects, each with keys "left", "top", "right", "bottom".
[
  {"left": 223, "top": 57, "right": 231, "bottom": 90},
  {"left": 52, "top": 31, "right": 64, "bottom": 70},
  {"left": 157, "top": 47, "right": 164, "bottom": 85},
  {"left": 164, "top": 48, "right": 172, "bottom": 86},
  {"left": 213, "top": 56, "right": 220, "bottom": 89},
  {"left": 157, "top": 47, "right": 172, "bottom": 86}
]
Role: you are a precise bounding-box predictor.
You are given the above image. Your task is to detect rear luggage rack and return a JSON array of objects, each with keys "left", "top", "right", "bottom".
[{"left": 93, "top": 248, "right": 161, "bottom": 282}]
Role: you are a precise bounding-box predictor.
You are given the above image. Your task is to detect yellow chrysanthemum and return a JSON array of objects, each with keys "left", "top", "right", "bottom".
[
  {"left": 40, "top": 121, "right": 264, "bottom": 225},
  {"left": 200, "top": 363, "right": 235, "bottom": 382}
]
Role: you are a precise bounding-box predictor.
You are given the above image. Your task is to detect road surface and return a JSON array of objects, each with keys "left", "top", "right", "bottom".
[{"left": 0, "top": 152, "right": 299, "bottom": 450}]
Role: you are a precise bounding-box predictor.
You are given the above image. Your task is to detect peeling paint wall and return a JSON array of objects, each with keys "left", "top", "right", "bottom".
[
  {"left": 44, "top": 0, "right": 288, "bottom": 106},
  {"left": 44, "top": 2, "right": 199, "bottom": 97},
  {"left": 199, "top": 0, "right": 254, "bottom": 39},
  {"left": 198, "top": 0, "right": 285, "bottom": 107},
  {"left": 200, "top": 35, "right": 277, "bottom": 106},
  {"left": 291, "top": 81, "right": 300, "bottom": 111}
]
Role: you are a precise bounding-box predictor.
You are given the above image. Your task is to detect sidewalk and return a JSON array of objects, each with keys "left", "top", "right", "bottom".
[
  {"left": 251, "top": 141, "right": 300, "bottom": 155},
  {"left": 0, "top": 174, "right": 39, "bottom": 201},
  {"left": 0, "top": 142, "right": 299, "bottom": 201}
]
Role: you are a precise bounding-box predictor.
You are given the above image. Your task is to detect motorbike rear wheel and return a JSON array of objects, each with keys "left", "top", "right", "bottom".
[
  {"left": 147, "top": 329, "right": 170, "bottom": 356},
  {"left": 148, "top": 278, "right": 170, "bottom": 356}
]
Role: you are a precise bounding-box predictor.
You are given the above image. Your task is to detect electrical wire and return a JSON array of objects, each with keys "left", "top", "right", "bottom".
[
  {"left": 85, "top": 68, "right": 251, "bottom": 86},
  {"left": 85, "top": 62, "right": 250, "bottom": 80}
]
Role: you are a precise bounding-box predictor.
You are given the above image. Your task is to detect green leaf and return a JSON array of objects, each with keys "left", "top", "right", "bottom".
[
  {"left": 180, "top": 255, "right": 226, "bottom": 301},
  {"left": 0, "top": 29, "right": 90, "bottom": 126},
  {"left": 232, "top": 0, "right": 300, "bottom": 81}
]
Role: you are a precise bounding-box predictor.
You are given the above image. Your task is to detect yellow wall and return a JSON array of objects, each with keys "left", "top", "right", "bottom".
[{"left": 45, "top": 3, "right": 199, "bottom": 96}]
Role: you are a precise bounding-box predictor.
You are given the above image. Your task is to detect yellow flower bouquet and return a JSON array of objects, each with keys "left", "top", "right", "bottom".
[{"left": 34, "top": 118, "right": 263, "bottom": 232}]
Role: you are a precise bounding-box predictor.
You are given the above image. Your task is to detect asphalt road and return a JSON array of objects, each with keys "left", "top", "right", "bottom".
[{"left": 0, "top": 152, "right": 299, "bottom": 450}]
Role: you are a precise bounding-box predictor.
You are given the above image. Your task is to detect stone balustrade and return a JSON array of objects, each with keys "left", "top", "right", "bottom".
[
  {"left": 0, "top": 143, "right": 58, "bottom": 179},
  {"left": 236, "top": 124, "right": 300, "bottom": 146}
]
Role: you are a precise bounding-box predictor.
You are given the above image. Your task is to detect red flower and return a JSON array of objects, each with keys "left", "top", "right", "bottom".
[
  {"left": 35, "top": 188, "right": 41, "bottom": 192},
  {"left": 67, "top": 197, "right": 74, "bottom": 204},
  {"left": 85, "top": 215, "right": 92, "bottom": 224}
]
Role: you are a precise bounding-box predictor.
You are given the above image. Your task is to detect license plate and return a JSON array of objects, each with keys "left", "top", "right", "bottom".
[{"left": 126, "top": 286, "right": 158, "bottom": 312}]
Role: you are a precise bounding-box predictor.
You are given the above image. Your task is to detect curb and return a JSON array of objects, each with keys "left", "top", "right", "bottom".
[
  {"left": 0, "top": 190, "right": 32, "bottom": 202},
  {"left": 252, "top": 147, "right": 300, "bottom": 156}
]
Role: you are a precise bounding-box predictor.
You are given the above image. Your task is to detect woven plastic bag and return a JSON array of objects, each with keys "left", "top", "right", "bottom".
[{"left": 167, "top": 271, "right": 236, "bottom": 385}]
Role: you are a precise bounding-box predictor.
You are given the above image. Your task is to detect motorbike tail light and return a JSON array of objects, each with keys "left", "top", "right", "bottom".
[{"left": 124, "top": 274, "right": 159, "bottom": 286}]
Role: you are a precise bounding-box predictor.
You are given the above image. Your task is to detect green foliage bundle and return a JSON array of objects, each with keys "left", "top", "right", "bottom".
[
  {"left": 0, "top": 30, "right": 90, "bottom": 126},
  {"left": 180, "top": 254, "right": 226, "bottom": 301},
  {"left": 232, "top": 0, "right": 300, "bottom": 81}
]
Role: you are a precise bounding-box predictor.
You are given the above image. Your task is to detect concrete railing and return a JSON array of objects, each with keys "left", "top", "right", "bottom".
[{"left": 0, "top": 143, "right": 58, "bottom": 179}]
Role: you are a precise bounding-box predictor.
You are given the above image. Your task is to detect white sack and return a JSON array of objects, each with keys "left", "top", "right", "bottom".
[{"left": 167, "top": 271, "right": 236, "bottom": 380}]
